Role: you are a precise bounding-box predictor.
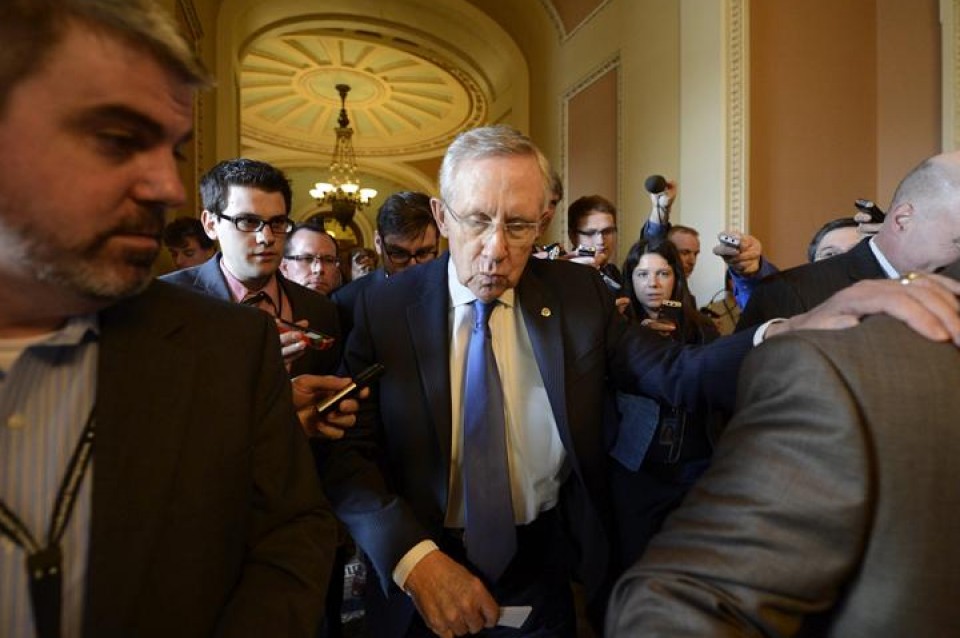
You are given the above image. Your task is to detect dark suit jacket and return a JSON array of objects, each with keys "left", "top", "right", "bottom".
[
  {"left": 330, "top": 267, "right": 387, "bottom": 338},
  {"left": 607, "top": 284, "right": 960, "bottom": 635},
  {"left": 161, "top": 254, "right": 342, "bottom": 376},
  {"left": 322, "top": 254, "right": 756, "bottom": 636},
  {"left": 737, "top": 239, "right": 885, "bottom": 329},
  {"left": 83, "top": 281, "right": 336, "bottom": 637}
]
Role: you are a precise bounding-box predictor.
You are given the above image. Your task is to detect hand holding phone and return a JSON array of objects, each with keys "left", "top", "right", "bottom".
[
  {"left": 658, "top": 299, "right": 683, "bottom": 326},
  {"left": 315, "top": 363, "right": 385, "bottom": 416},
  {"left": 717, "top": 232, "right": 742, "bottom": 250},
  {"left": 276, "top": 317, "right": 336, "bottom": 351},
  {"left": 855, "top": 198, "right": 885, "bottom": 224}
]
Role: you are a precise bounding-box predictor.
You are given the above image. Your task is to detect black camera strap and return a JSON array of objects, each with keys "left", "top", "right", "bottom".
[{"left": 0, "top": 409, "right": 95, "bottom": 638}]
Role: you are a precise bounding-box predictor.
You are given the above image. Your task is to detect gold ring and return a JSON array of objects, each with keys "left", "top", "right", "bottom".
[{"left": 899, "top": 271, "right": 921, "bottom": 285}]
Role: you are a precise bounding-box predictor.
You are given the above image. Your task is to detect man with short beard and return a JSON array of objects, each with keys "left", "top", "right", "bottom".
[{"left": 0, "top": 2, "right": 336, "bottom": 636}]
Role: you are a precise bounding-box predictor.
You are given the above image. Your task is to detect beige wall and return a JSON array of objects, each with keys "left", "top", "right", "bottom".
[
  {"left": 750, "top": 0, "right": 940, "bottom": 268},
  {"left": 567, "top": 68, "right": 619, "bottom": 221}
]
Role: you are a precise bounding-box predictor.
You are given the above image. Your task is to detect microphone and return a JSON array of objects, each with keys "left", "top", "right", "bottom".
[{"left": 644, "top": 174, "right": 667, "bottom": 194}]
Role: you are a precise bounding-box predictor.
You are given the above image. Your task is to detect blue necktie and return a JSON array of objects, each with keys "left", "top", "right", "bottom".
[{"left": 462, "top": 300, "right": 517, "bottom": 582}]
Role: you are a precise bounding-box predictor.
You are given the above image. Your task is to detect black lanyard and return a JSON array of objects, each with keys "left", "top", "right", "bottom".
[{"left": 0, "top": 410, "right": 95, "bottom": 638}]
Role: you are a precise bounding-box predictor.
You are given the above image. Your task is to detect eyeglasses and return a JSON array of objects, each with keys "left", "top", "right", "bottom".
[
  {"left": 216, "top": 212, "right": 294, "bottom": 234},
  {"left": 284, "top": 254, "right": 338, "bottom": 266},
  {"left": 576, "top": 226, "right": 618, "bottom": 239},
  {"left": 442, "top": 201, "right": 541, "bottom": 245},
  {"left": 382, "top": 242, "right": 438, "bottom": 266}
]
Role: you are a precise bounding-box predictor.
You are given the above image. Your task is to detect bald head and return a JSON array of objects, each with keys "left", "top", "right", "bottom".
[
  {"left": 890, "top": 152, "right": 960, "bottom": 212},
  {"left": 875, "top": 151, "right": 960, "bottom": 274}
]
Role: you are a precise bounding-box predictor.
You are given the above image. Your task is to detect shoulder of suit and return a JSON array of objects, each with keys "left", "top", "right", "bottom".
[
  {"left": 756, "top": 244, "right": 867, "bottom": 292},
  {"left": 106, "top": 280, "right": 267, "bottom": 336}
]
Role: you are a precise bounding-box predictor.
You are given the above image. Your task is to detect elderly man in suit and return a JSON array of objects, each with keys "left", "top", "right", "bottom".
[
  {"left": 738, "top": 150, "right": 960, "bottom": 329},
  {"left": 320, "top": 125, "right": 960, "bottom": 638},
  {"left": 0, "top": 1, "right": 335, "bottom": 636},
  {"left": 606, "top": 262, "right": 960, "bottom": 637}
]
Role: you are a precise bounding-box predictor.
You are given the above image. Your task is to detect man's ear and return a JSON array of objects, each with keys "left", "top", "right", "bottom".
[
  {"left": 431, "top": 197, "right": 450, "bottom": 238},
  {"left": 373, "top": 231, "right": 384, "bottom": 256},
  {"left": 200, "top": 210, "right": 218, "bottom": 240},
  {"left": 890, "top": 202, "right": 915, "bottom": 231}
]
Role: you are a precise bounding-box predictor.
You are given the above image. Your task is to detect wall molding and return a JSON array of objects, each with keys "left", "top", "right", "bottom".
[
  {"left": 726, "top": 0, "right": 749, "bottom": 232},
  {"left": 943, "top": 0, "right": 960, "bottom": 150},
  {"left": 559, "top": 54, "right": 622, "bottom": 236},
  {"left": 538, "top": 0, "right": 614, "bottom": 43}
]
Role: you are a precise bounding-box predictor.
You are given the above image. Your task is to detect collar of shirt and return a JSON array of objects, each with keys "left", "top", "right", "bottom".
[
  {"left": 219, "top": 260, "right": 283, "bottom": 314},
  {"left": 868, "top": 236, "right": 900, "bottom": 278},
  {"left": 0, "top": 315, "right": 99, "bottom": 382}
]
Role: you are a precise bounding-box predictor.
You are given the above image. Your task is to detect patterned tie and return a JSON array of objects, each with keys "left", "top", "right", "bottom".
[
  {"left": 462, "top": 299, "right": 517, "bottom": 582},
  {"left": 240, "top": 290, "right": 277, "bottom": 316}
]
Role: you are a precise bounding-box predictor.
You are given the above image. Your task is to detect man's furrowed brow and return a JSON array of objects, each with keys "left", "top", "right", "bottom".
[{"left": 69, "top": 104, "right": 177, "bottom": 142}]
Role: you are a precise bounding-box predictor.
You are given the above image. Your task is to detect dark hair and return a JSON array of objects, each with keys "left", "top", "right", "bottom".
[
  {"left": 376, "top": 191, "right": 437, "bottom": 240},
  {"left": 0, "top": 0, "right": 210, "bottom": 115},
  {"left": 567, "top": 195, "right": 617, "bottom": 241},
  {"left": 807, "top": 217, "right": 859, "bottom": 262},
  {"left": 666, "top": 225, "right": 700, "bottom": 240},
  {"left": 199, "top": 158, "right": 292, "bottom": 216},
  {"left": 162, "top": 216, "right": 214, "bottom": 250},
  {"left": 622, "top": 238, "right": 714, "bottom": 344},
  {"left": 285, "top": 221, "right": 338, "bottom": 257}
]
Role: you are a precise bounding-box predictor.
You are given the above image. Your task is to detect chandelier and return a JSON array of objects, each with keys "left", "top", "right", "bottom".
[{"left": 309, "top": 84, "right": 378, "bottom": 229}]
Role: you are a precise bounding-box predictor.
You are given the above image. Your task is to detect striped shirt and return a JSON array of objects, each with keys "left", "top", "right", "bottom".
[{"left": 0, "top": 314, "right": 98, "bottom": 638}]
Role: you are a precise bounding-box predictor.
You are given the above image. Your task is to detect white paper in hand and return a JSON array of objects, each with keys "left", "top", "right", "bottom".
[{"left": 498, "top": 606, "right": 532, "bottom": 628}]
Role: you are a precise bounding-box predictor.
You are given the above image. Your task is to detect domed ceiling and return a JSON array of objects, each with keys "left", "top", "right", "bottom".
[{"left": 239, "top": 28, "right": 488, "bottom": 162}]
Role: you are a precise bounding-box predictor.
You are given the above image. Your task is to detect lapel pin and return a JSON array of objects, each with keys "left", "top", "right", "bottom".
[{"left": 541, "top": 307, "right": 552, "bottom": 317}]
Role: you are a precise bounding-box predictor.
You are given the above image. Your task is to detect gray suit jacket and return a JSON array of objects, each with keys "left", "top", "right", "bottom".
[{"left": 607, "top": 288, "right": 960, "bottom": 636}]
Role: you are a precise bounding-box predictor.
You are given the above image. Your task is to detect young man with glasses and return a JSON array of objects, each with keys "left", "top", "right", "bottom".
[
  {"left": 281, "top": 222, "right": 343, "bottom": 296},
  {"left": 332, "top": 191, "right": 439, "bottom": 335},
  {"left": 161, "top": 158, "right": 342, "bottom": 381},
  {"left": 566, "top": 194, "right": 628, "bottom": 306}
]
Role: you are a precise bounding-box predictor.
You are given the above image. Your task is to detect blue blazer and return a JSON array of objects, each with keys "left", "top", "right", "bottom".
[{"left": 321, "top": 253, "right": 755, "bottom": 636}]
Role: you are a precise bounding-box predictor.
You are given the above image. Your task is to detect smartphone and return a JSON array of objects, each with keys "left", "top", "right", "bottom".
[
  {"left": 276, "top": 317, "right": 336, "bottom": 351},
  {"left": 854, "top": 198, "right": 885, "bottom": 223},
  {"left": 315, "top": 363, "right": 385, "bottom": 416},
  {"left": 536, "top": 242, "right": 563, "bottom": 260},
  {"left": 577, "top": 245, "right": 598, "bottom": 257},
  {"left": 718, "top": 232, "right": 741, "bottom": 250},
  {"left": 657, "top": 299, "right": 683, "bottom": 328}
]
